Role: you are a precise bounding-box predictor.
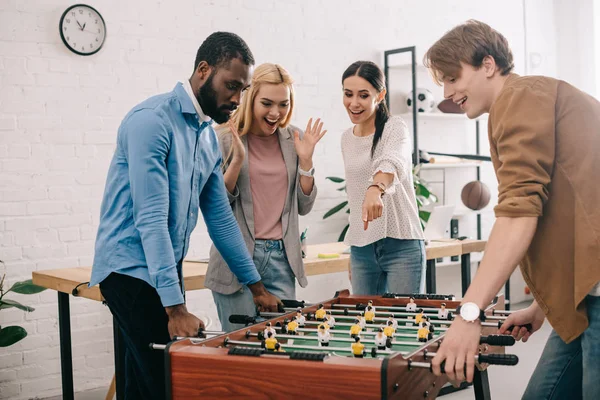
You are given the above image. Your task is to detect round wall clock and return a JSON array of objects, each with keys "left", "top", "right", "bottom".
[{"left": 59, "top": 4, "right": 106, "bottom": 56}]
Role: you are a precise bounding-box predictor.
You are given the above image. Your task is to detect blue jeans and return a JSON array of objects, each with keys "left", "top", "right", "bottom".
[
  {"left": 212, "top": 239, "right": 296, "bottom": 332},
  {"left": 350, "top": 237, "right": 426, "bottom": 295},
  {"left": 523, "top": 295, "right": 600, "bottom": 400}
]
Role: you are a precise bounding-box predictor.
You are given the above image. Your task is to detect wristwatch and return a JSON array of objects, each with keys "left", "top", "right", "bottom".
[
  {"left": 298, "top": 166, "right": 315, "bottom": 177},
  {"left": 455, "top": 302, "right": 486, "bottom": 323}
]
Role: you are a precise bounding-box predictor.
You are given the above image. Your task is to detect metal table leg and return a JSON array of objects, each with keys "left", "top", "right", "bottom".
[
  {"left": 461, "top": 253, "right": 472, "bottom": 296},
  {"left": 426, "top": 259, "right": 437, "bottom": 293},
  {"left": 58, "top": 292, "right": 74, "bottom": 400}
]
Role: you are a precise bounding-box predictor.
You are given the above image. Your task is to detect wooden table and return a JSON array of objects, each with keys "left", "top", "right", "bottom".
[{"left": 32, "top": 239, "right": 486, "bottom": 400}]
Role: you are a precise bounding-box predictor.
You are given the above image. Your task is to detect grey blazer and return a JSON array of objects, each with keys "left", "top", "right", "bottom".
[{"left": 205, "top": 125, "right": 317, "bottom": 295}]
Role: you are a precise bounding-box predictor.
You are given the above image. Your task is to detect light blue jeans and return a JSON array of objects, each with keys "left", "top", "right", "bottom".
[
  {"left": 350, "top": 237, "right": 426, "bottom": 295},
  {"left": 212, "top": 239, "right": 296, "bottom": 332},
  {"left": 522, "top": 295, "right": 600, "bottom": 400}
]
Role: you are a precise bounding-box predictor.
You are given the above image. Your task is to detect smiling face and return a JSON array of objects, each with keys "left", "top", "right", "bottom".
[
  {"left": 342, "top": 75, "right": 382, "bottom": 126},
  {"left": 442, "top": 60, "right": 498, "bottom": 119},
  {"left": 249, "top": 83, "right": 291, "bottom": 136}
]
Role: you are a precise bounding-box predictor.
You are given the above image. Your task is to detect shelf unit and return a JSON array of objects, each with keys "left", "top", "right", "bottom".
[{"left": 384, "top": 46, "right": 511, "bottom": 308}]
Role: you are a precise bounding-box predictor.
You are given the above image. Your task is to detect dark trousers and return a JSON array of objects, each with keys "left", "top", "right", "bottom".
[{"left": 100, "top": 273, "right": 172, "bottom": 400}]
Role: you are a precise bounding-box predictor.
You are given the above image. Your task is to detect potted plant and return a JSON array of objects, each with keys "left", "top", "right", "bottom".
[
  {"left": 323, "top": 165, "right": 438, "bottom": 241},
  {"left": 0, "top": 260, "right": 47, "bottom": 347}
]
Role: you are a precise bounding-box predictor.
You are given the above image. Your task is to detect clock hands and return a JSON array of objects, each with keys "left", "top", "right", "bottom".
[{"left": 76, "top": 19, "right": 84, "bottom": 30}]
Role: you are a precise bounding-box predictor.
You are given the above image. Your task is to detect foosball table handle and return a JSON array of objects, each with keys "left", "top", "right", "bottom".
[
  {"left": 477, "top": 353, "right": 519, "bottom": 366},
  {"left": 498, "top": 322, "right": 533, "bottom": 332},
  {"left": 229, "top": 315, "right": 257, "bottom": 325},
  {"left": 480, "top": 334, "right": 515, "bottom": 346},
  {"left": 281, "top": 299, "right": 306, "bottom": 309}
]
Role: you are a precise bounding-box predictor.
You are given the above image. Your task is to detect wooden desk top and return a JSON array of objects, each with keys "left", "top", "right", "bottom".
[{"left": 32, "top": 240, "right": 485, "bottom": 302}]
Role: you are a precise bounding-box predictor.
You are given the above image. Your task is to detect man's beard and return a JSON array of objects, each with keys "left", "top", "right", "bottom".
[{"left": 197, "top": 73, "right": 235, "bottom": 124}]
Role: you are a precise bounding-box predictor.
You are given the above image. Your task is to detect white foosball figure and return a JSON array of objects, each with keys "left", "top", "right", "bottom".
[
  {"left": 263, "top": 322, "right": 276, "bottom": 338},
  {"left": 374, "top": 327, "right": 387, "bottom": 349},
  {"left": 317, "top": 324, "right": 331, "bottom": 346},
  {"left": 387, "top": 315, "right": 398, "bottom": 330},
  {"left": 406, "top": 297, "right": 417, "bottom": 312},
  {"left": 296, "top": 309, "right": 306, "bottom": 327},
  {"left": 325, "top": 311, "right": 336, "bottom": 329},
  {"left": 357, "top": 313, "right": 366, "bottom": 329},
  {"left": 367, "top": 300, "right": 377, "bottom": 314},
  {"left": 438, "top": 303, "right": 449, "bottom": 320}
]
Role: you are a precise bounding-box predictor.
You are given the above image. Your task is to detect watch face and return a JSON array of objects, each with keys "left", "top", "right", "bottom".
[{"left": 460, "top": 303, "right": 480, "bottom": 321}]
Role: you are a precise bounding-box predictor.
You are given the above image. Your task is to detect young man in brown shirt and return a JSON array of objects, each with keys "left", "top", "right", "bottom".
[{"left": 423, "top": 20, "right": 600, "bottom": 399}]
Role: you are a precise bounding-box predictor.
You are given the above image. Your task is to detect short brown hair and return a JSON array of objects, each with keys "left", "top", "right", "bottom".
[{"left": 423, "top": 19, "right": 514, "bottom": 84}]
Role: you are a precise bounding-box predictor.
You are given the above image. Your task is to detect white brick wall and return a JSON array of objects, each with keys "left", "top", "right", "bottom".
[{"left": 0, "top": 0, "right": 553, "bottom": 398}]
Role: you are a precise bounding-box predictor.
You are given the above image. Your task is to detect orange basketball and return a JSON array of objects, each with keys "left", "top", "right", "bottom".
[{"left": 461, "top": 181, "right": 491, "bottom": 211}]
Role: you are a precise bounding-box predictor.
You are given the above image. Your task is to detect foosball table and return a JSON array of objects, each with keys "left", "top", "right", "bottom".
[{"left": 152, "top": 290, "right": 519, "bottom": 399}]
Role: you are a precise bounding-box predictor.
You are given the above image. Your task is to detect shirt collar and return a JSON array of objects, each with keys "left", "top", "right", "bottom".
[{"left": 182, "top": 79, "right": 212, "bottom": 123}]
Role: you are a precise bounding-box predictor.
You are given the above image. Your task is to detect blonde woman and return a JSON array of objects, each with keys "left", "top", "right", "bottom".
[{"left": 205, "top": 63, "right": 327, "bottom": 331}]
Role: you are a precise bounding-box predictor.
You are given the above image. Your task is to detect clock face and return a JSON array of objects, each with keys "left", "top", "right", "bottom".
[{"left": 59, "top": 4, "right": 106, "bottom": 56}]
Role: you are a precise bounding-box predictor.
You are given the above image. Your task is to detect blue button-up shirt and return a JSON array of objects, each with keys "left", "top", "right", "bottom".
[{"left": 90, "top": 82, "right": 261, "bottom": 306}]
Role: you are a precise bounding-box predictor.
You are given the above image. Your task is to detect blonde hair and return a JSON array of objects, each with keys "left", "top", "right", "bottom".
[
  {"left": 220, "top": 63, "right": 295, "bottom": 166},
  {"left": 423, "top": 19, "right": 514, "bottom": 85}
]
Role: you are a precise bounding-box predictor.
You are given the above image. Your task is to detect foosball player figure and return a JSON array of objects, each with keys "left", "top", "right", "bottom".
[
  {"left": 357, "top": 312, "right": 366, "bottom": 329},
  {"left": 438, "top": 303, "right": 449, "bottom": 320},
  {"left": 287, "top": 316, "right": 299, "bottom": 335},
  {"left": 350, "top": 319, "right": 362, "bottom": 338},
  {"left": 263, "top": 322, "right": 276, "bottom": 339},
  {"left": 415, "top": 308, "right": 425, "bottom": 325},
  {"left": 325, "top": 311, "right": 336, "bottom": 329},
  {"left": 424, "top": 315, "right": 431, "bottom": 328},
  {"left": 387, "top": 314, "right": 398, "bottom": 330},
  {"left": 296, "top": 308, "right": 306, "bottom": 327},
  {"left": 364, "top": 305, "right": 375, "bottom": 324},
  {"left": 406, "top": 296, "right": 417, "bottom": 312},
  {"left": 374, "top": 327, "right": 387, "bottom": 350},
  {"left": 317, "top": 323, "right": 331, "bottom": 347},
  {"left": 315, "top": 304, "right": 327, "bottom": 321},
  {"left": 417, "top": 322, "right": 429, "bottom": 343},
  {"left": 351, "top": 336, "right": 365, "bottom": 358},
  {"left": 383, "top": 320, "right": 395, "bottom": 338},
  {"left": 264, "top": 331, "right": 278, "bottom": 351},
  {"left": 367, "top": 300, "right": 376, "bottom": 313},
  {"left": 427, "top": 320, "right": 435, "bottom": 340}
]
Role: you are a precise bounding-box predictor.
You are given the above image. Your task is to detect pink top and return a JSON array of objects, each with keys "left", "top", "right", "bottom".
[{"left": 247, "top": 132, "right": 288, "bottom": 240}]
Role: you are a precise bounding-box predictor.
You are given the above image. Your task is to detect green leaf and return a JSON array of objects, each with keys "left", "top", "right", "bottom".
[
  {"left": 419, "top": 210, "right": 432, "bottom": 223},
  {"left": 0, "top": 326, "right": 27, "bottom": 347},
  {"left": 8, "top": 280, "right": 47, "bottom": 295},
  {"left": 323, "top": 201, "right": 348, "bottom": 219},
  {"left": 415, "top": 183, "right": 431, "bottom": 198},
  {"left": 336, "top": 185, "right": 347, "bottom": 192},
  {"left": 0, "top": 299, "right": 35, "bottom": 312},
  {"left": 346, "top": 209, "right": 350, "bottom": 214},
  {"left": 338, "top": 224, "right": 349, "bottom": 242},
  {"left": 325, "top": 176, "right": 345, "bottom": 183}
]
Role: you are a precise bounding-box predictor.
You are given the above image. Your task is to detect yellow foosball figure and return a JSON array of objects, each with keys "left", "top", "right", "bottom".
[
  {"left": 351, "top": 336, "right": 365, "bottom": 358},
  {"left": 415, "top": 309, "right": 425, "bottom": 325},
  {"left": 287, "top": 317, "right": 299, "bottom": 335},
  {"left": 264, "top": 331, "right": 278, "bottom": 350},
  {"left": 383, "top": 320, "right": 395, "bottom": 338},
  {"left": 417, "top": 322, "right": 429, "bottom": 343},
  {"left": 315, "top": 304, "right": 327, "bottom": 321},
  {"left": 350, "top": 319, "right": 362, "bottom": 338},
  {"left": 364, "top": 306, "right": 375, "bottom": 324}
]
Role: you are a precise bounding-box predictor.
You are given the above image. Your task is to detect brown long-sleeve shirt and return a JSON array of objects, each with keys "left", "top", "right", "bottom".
[{"left": 488, "top": 73, "right": 600, "bottom": 343}]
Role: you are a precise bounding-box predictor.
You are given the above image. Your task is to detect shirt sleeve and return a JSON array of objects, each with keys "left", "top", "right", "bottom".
[
  {"left": 370, "top": 117, "right": 412, "bottom": 195},
  {"left": 124, "top": 110, "right": 183, "bottom": 307},
  {"left": 199, "top": 161, "right": 261, "bottom": 286},
  {"left": 490, "top": 84, "right": 555, "bottom": 217}
]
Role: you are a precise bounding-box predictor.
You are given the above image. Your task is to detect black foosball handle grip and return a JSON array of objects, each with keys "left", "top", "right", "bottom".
[
  {"left": 480, "top": 334, "right": 515, "bottom": 346},
  {"left": 281, "top": 299, "right": 305, "bottom": 309},
  {"left": 478, "top": 353, "right": 519, "bottom": 366},
  {"left": 498, "top": 321, "right": 533, "bottom": 332},
  {"left": 229, "top": 315, "right": 256, "bottom": 325},
  {"left": 197, "top": 327, "right": 206, "bottom": 338}
]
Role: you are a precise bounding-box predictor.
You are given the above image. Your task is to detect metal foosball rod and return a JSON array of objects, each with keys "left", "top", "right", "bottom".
[
  {"left": 330, "top": 303, "right": 455, "bottom": 313},
  {"left": 245, "top": 331, "right": 425, "bottom": 347}
]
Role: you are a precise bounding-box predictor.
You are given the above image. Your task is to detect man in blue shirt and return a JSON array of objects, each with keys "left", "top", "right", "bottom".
[{"left": 91, "top": 32, "right": 281, "bottom": 399}]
